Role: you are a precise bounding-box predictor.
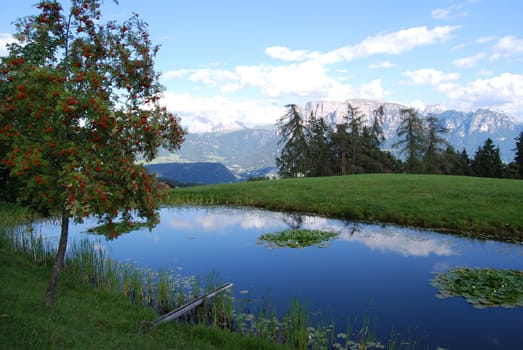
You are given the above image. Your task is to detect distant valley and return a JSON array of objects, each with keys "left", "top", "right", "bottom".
[{"left": 149, "top": 99, "right": 523, "bottom": 184}]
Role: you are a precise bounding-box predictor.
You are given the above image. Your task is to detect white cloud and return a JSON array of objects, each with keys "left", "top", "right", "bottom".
[
  {"left": 317, "top": 26, "right": 459, "bottom": 64},
  {"left": 402, "top": 68, "right": 461, "bottom": 86},
  {"left": 446, "top": 73, "right": 523, "bottom": 118},
  {"left": 265, "top": 46, "right": 312, "bottom": 61},
  {"left": 478, "top": 69, "right": 494, "bottom": 77},
  {"left": 408, "top": 100, "right": 427, "bottom": 111},
  {"left": 188, "top": 68, "right": 237, "bottom": 86},
  {"left": 162, "top": 69, "right": 191, "bottom": 79},
  {"left": 0, "top": 33, "right": 15, "bottom": 56},
  {"left": 476, "top": 36, "right": 496, "bottom": 45},
  {"left": 490, "top": 36, "right": 523, "bottom": 61},
  {"left": 161, "top": 91, "right": 286, "bottom": 125},
  {"left": 233, "top": 60, "right": 350, "bottom": 99},
  {"left": 359, "top": 79, "right": 389, "bottom": 99},
  {"left": 368, "top": 60, "right": 395, "bottom": 69},
  {"left": 432, "top": 0, "right": 475, "bottom": 19},
  {"left": 451, "top": 42, "right": 469, "bottom": 51},
  {"left": 452, "top": 52, "right": 486, "bottom": 68},
  {"left": 265, "top": 26, "right": 459, "bottom": 64}
]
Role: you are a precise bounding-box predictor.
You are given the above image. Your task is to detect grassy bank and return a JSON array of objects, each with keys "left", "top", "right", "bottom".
[
  {"left": 168, "top": 174, "right": 523, "bottom": 243},
  {"left": 0, "top": 224, "right": 287, "bottom": 349}
]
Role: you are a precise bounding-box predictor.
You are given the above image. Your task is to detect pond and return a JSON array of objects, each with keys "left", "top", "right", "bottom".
[{"left": 37, "top": 206, "right": 523, "bottom": 349}]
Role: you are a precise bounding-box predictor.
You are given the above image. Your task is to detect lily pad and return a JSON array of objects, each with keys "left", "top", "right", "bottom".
[
  {"left": 257, "top": 229, "right": 338, "bottom": 248},
  {"left": 431, "top": 267, "right": 523, "bottom": 309}
]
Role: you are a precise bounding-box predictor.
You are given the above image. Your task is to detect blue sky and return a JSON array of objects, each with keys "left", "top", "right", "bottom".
[{"left": 2, "top": 0, "right": 523, "bottom": 126}]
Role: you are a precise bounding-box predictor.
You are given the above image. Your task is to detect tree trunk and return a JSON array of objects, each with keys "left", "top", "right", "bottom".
[{"left": 45, "top": 213, "right": 70, "bottom": 307}]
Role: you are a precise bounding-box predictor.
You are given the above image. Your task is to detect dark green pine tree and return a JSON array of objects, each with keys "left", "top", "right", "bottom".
[
  {"left": 423, "top": 114, "right": 448, "bottom": 174},
  {"left": 345, "top": 104, "right": 365, "bottom": 175},
  {"left": 276, "top": 104, "right": 308, "bottom": 178},
  {"left": 331, "top": 117, "right": 350, "bottom": 175},
  {"left": 471, "top": 138, "right": 504, "bottom": 178},
  {"left": 513, "top": 131, "right": 523, "bottom": 179},
  {"left": 393, "top": 108, "right": 425, "bottom": 173},
  {"left": 305, "top": 112, "right": 333, "bottom": 177}
]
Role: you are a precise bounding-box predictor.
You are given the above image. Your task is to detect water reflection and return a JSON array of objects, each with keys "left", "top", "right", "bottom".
[
  {"left": 34, "top": 206, "right": 523, "bottom": 350},
  {"left": 339, "top": 228, "right": 456, "bottom": 257}
]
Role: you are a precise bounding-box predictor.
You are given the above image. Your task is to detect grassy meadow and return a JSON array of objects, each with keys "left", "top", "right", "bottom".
[
  {"left": 2, "top": 174, "right": 522, "bottom": 349},
  {"left": 168, "top": 174, "right": 523, "bottom": 243}
]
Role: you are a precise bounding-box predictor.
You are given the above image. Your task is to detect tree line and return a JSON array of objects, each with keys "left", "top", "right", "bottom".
[{"left": 276, "top": 103, "right": 523, "bottom": 179}]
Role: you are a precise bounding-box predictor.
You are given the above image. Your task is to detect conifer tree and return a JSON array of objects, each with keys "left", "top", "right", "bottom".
[
  {"left": 423, "top": 114, "right": 448, "bottom": 174},
  {"left": 471, "top": 138, "right": 504, "bottom": 178},
  {"left": 276, "top": 104, "right": 308, "bottom": 177},
  {"left": 393, "top": 108, "right": 425, "bottom": 173},
  {"left": 513, "top": 131, "right": 523, "bottom": 178}
]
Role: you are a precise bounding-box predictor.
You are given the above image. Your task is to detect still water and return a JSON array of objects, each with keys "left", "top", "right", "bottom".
[{"left": 38, "top": 206, "right": 523, "bottom": 349}]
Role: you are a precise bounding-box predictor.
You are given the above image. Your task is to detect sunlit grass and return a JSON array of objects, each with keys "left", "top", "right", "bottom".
[{"left": 2, "top": 216, "right": 434, "bottom": 349}]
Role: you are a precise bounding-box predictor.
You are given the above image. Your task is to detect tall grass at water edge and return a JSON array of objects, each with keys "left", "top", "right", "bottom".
[
  {"left": 168, "top": 174, "right": 523, "bottom": 243},
  {"left": 1, "top": 210, "right": 431, "bottom": 349}
]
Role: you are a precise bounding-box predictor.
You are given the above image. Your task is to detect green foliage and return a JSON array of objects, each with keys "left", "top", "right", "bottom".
[
  {"left": 276, "top": 103, "right": 395, "bottom": 178},
  {"left": 1, "top": 0, "right": 185, "bottom": 306},
  {"left": 431, "top": 267, "right": 523, "bottom": 309},
  {"left": 276, "top": 104, "right": 308, "bottom": 178},
  {"left": 0, "top": 247, "right": 286, "bottom": 349},
  {"left": 0, "top": 0, "right": 184, "bottom": 232},
  {"left": 514, "top": 131, "right": 523, "bottom": 178},
  {"left": 423, "top": 115, "right": 449, "bottom": 174},
  {"left": 86, "top": 220, "right": 149, "bottom": 239},
  {"left": 258, "top": 229, "right": 338, "bottom": 248},
  {"left": 471, "top": 138, "right": 504, "bottom": 178},
  {"left": 169, "top": 174, "right": 523, "bottom": 243},
  {"left": 393, "top": 108, "right": 425, "bottom": 173}
]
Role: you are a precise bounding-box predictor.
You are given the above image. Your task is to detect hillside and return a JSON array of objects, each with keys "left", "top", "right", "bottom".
[
  {"left": 157, "top": 100, "right": 522, "bottom": 179},
  {"left": 145, "top": 162, "right": 237, "bottom": 185}
]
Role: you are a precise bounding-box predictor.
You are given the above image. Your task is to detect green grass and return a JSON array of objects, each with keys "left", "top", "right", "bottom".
[
  {"left": 0, "top": 235, "right": 288, "bottom": 349},
  {"left": 168, "top": 174, "right": 523, "bottom": 242}
]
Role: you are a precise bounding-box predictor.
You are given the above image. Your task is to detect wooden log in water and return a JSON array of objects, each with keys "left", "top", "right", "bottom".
[{"left": 151, "top": 282, "right": 233, "bottom": 327}]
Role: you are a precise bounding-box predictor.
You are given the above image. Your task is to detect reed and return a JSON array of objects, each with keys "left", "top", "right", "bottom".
[{"left": 2, "top": 205, "right": 437, "bottom": 349}]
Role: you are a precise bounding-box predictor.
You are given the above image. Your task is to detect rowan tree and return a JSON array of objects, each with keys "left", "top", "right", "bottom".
[{"left": 0, "top": 0, "right": 184, "bottom": 306}]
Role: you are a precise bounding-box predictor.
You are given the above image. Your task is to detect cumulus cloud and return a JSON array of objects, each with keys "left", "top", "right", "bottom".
[
  {"left": 317, "top": 26, "right": 460, "bottom": 64},
  {"left": 490, "top": 36, "right": 523, "bottom": 61},
  {"left": 161, "top": 91, "right": 286, "bottom": 125},
  {"left": 162, "top": 69, "right": 191, "bottom": 79},
  {"left": 234, "top": 60, "right": 347, "bottom": 99},
  {"left": 188, "top": 68, "right": 238, "bottom": 86},
  {"left": 402, "top": 68, "right": 461, "bottom": 86},
  {"left": 265, "top": 46, "right": 313, "bottom": 61},
  {"left": 448, "top": 73, "right": 523, "bottom": 103},
  {"left": 0, "top": 33, "right": 15, "bottom": 56},
  {"left": 265, "top": 26, "right": 459, "bottom": 64},
  {"left": 442, "top": 73, "right": 523, "bottom": 119}
]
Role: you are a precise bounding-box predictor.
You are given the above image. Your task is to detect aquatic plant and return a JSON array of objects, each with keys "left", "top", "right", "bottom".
[
  {"left": 431, "top": 267, "right": 523, "bottom": 309},
  {"left": 257, "top": 229, "right": 338, "bottom": 248}
]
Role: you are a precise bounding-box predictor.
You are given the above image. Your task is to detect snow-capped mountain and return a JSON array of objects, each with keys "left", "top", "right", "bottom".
[
  {"left": 173, "top": 100, "right": 522, "bottom": 169},
  {"left": 300, "top": 100, "right": 521, "bottom": 161}
]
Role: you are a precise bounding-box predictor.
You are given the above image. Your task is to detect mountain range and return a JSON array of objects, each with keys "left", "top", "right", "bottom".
[{"left": 153, "top": 99, "right": 522, "bottom": 181}]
